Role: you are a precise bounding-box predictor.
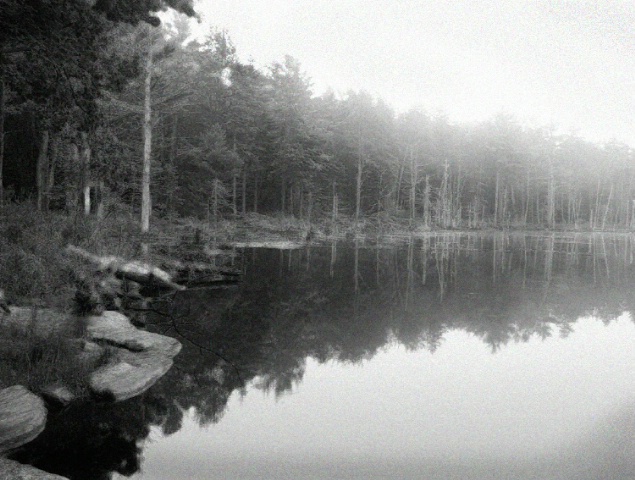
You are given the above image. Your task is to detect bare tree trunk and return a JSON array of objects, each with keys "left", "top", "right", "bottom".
[
  {"left": 95, "top": 180, "right": 104, "bottom": 219},
  {"left": 354, "top": 238, "right": 360, "bottom": 293},
  {"left": 242, "top": 166, "right": 247, "bottom": 215},
  {"left": 253, "top": 175, "right": 259, "bottom": 213},
  {"left": 423, "top": 174, "right": 430, "bottom": 227},
  {"left": 356, "top": 152, "right": 363, "bottom": 223},
  {"left": 524, "top": 169, "right": 530, "bottom": 226},
  {"left": 454, "top": 165, "right": 462, "bottom": 227},
  {"left": 602, "top": 183, "right": 613, "bottom": 231},
  {"left": 232, "top": 173, "right": 237, "bottom": 216},
  {"left": 494, "top": 168, "right": 500, "bottom": 227},
  {"left": 36, "top": 130, "right": 49, "bottom": 211},
  {"left": 410, "top": 149, "right": 417, "bottom": 221},
  {"left": 44, "top": 135, "right": 58, "bottom": 211},
  {"left": 395, "top": 162, "right": 405, "bottom": 209},
  {"left": 547, "top": 161, "right": 555, "bottom": 229},
  {"left": 355, "top": 128, "right": 363, "bottom": 223},
  {"left": 212, "top": 178, "right": 219, "bottom": 223},
  {"left": 80, "top": 132, "right": 91, "bottom": 215},
  {"left": 0, "top": 77, "right": 5, "bottom": 207},
  {"left": 332, "top": 180, "right": 338, "bottom": 228},
  {"left": 281, "top": 178, "right": 286, "bottom": 214},
  {"left": 167, "top": 113, "right": 178, "bottom": 215},
  {"left": 141, "top": 48, "right": 153, "bottom": 233},
  {"left": 290, "top": 184, "right": 295, "bottom": 216},
  {"left": 299, "top": 187, "right": 304, "bottom": 219},
  {"left": 66, "top": 143, "right": 79, "bottom": 211},
  {"left": 593, "top": 179, "right": 601, "bottom": 229}
]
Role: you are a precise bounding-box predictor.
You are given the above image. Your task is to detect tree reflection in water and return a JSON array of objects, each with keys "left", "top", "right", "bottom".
[{"left": 11, "top": 232, "right": 635, "bottom": 479}]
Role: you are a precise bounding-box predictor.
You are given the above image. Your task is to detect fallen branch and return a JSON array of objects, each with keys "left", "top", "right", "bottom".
[{"left": 65, "top": 245, "right": 185, "bottom": 291}]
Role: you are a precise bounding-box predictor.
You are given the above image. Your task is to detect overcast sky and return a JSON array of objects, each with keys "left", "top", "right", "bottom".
[{"left": 193, "top": 0, "right": 634, "bottom": 145}]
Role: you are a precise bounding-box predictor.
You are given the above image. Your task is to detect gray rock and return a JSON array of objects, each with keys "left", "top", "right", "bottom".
[
  {"left": 86, "top": 311, "right": 181, "bottom": 402},
  {"left": 86, "top": 311, "right": 181, "bottom": 356},
  {"left": 0, "top": 458, "right": 68, "bottom": 479},
  {"left": 74, "top": 340, "right": 106, "bottom": 366},
  {"left": 90, "top": 357, "right": 173, "bottom": 402},
  {"left": 40, "top": 384, "right": 75, "bottom": 408},
  {"left": 0, "top": 386, "right": 46, "bottom": 454}
]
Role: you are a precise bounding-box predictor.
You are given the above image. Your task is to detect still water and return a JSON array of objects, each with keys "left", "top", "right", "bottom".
[{"left": 12, "top": 233, "right": 635, "bottom": 479}]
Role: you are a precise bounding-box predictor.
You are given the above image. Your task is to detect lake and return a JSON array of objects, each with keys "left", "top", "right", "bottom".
[{"left": 11, "top": 233, "right": 635, "bottom": 479}]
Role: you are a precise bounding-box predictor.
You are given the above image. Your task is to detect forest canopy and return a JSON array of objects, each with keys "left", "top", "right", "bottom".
[{"left": 1, "top": 3, "right": 633, "bottom": 230}]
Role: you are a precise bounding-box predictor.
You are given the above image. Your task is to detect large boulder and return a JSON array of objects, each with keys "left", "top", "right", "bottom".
[
  {"left": 39, "top": 384, "right": 75, "bottom": 409},
  {"left": 0, "top": 458, "right": 68, "bottom": 479},
  {"left": 86, "top": 311, "right": 181, "bottom": 402},
  {"left": 90, "top": 357, "right": 173, "bottom": 402},
  {"left": 0, "top": 386, "right": 46, "bottom": 454},
  {"left": 85, "top": 311, "right": 181, "bottom": 356},
  {"left": 1, "top": 308, "right": 181, "bottom": 405}
]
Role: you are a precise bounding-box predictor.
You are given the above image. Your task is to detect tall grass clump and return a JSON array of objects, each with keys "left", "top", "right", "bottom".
[
  {"left": 0, "top": 319, "right": 96, "bottom": 395},
  {"left": 0, "top": 205, "right": 87, "bottom": 308},
  {"left": 0, "top": 203, "right": 146, "bottom": 394}
]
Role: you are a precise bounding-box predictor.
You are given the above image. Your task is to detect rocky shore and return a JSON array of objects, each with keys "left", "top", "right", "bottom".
[
  {"left": 0, "top": 243, "right": 241, "bottom": 478},
  {"left": 0, "top": 308, "right": 181, "bottom": 479}
]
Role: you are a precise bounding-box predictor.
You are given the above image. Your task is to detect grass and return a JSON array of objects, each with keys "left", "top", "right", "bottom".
[
  {"left": 0, "top": 322, "right": 87, "bottom": 395},
  {"left": 0, "top": 203, "right": 145, "bottom": 394}
]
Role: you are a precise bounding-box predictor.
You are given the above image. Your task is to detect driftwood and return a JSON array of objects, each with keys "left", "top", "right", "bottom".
[
  {"left": 160, "top": 258, "right": 241, "bottom": 287},
  {"left": 231, "top": 240, "right": 306, "bottom": 249},
  {"left": 65, "top": 245, "right": 185, "bottom": 291}
]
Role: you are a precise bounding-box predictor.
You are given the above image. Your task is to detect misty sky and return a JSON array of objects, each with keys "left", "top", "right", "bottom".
[{"left": 193, "top": 0, "right": 634, "bottom": 145}]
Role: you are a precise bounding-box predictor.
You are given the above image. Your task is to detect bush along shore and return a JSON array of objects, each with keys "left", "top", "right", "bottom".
[{"left": 0, "top": 208, "right": 244, "bottom": 478}]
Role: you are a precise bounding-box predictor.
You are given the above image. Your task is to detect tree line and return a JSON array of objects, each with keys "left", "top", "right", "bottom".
[{"left": 1, "top": 1, "right": 633, "bottom": 230}]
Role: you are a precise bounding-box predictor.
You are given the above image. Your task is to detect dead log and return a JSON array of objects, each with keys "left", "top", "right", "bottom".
[
  {"left": 160, "top": 258, "right": 241, "bottom": 287},
  {"left": 65, "top": 245, "right": 185, "bottom": 292}
]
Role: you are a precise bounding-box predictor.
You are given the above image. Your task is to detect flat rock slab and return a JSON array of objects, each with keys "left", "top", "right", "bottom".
[
  {"left": 90, "top": 357, "right": 173, "bottom": 402},
  {"left": 86, "top": 311, "right": 181, "bottom": 357},
  {"left": 86, "top": 311, "right": 181, "bottom": 401},
  {"left": 0, "top": 458, "right": 68, "bottom": 479},
  {"left": 0, "top": 386, "right": 46, "bottom": 454},
  {"left": 232, "top": 241, "right": 305, "bottom": 249}
]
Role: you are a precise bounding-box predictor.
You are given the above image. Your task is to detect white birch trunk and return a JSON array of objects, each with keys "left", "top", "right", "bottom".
[{"left": 141, "top": 48, "right": 153, "bottom": 233}]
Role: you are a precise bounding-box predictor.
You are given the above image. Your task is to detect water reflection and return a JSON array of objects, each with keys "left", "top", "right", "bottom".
[
  {"left": 10, "top": 233, "right": 635, "bottom": 479},
  {"left": 135, "top": 316, "right": 635, "bottom": 480}
]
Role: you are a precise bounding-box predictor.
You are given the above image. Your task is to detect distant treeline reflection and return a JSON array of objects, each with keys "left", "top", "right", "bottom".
[
  {"left": 13, "top": 233, "right": 635, "bottom": 480},
  {"left": 151, "top": 233, "right": 635, "bottom": 427}
]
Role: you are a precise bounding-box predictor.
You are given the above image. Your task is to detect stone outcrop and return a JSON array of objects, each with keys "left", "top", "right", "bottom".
[
  {"left": 1, "top": 250, "right": 188, "bottom": 478},
  {"left": 0, "top": 458, "right": 68, "bottom": 479},
  {"left": 0, "top": 386, "right": 47, "bottom": 454},
  {"left": 86, "top": 311, "right": 181, "bottom": 402},
  {"left": 90, "top": 358, "right": 173, "bottom": 402},
  {"left": 0, "top": 309, "right": 181, "bottom": 404},
  {"left": 40, "top": 384, "right": 75, "bottom": 408},
  {"left": 86, "top": 311, "right": 181, "bottom": 356}
]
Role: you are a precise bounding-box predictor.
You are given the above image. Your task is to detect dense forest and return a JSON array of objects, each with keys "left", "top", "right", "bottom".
[{"left": 1, "top": 1, "right": 634, "bottom": 231}]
